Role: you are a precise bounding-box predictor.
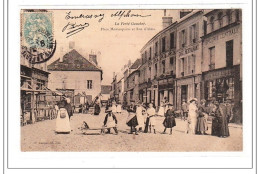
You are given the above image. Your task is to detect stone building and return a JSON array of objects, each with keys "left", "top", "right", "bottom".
[
  {"left": 175, "top": 10, "right": 206, "bottom": 109},
  {"left": 47, "top": 49, "right": 103, "bottom": 106},
  {"left": 201, "top": 9, "right": 242, "bottom": 123},
  {"left": 125, "top": 59, "right": 141, "bottom": 105}
]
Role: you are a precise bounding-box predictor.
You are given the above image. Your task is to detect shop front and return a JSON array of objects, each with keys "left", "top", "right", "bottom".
[
  {"left": 158, "top": 76, "right": 175, "bottom": 106},
  {"left": 176, "top": 75, "right": 201, "bottom": 109},
  {"left": 202, "top": 65, "right": 242, "bottom": 123}
]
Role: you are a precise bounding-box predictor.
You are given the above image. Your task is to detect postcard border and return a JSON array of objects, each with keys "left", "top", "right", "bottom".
[{"left": 3, "top": 0, "right": 257, "bottom": 171}]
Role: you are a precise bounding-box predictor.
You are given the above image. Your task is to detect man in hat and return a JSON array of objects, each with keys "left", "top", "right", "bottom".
[
  {"left": 103, "top": 107, "right": 118, "bottom": 135},
  {"left": 126, "top": 100, "right": 138, "bottom": 135}
]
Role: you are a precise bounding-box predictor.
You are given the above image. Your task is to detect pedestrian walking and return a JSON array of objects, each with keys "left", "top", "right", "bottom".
[
  {"left": 146, "top": 103, "right": 157, "bottom": 134},
  {"left": 103, "top": 107, "right": 118, "bottom": 135},
  {"left": 126, "top": 100, "right": 138, "bottom": 135},
  {"left": 196, "top": 99, "right": 208, "bottom": 135},
  {"left": 65, "top": 98, "right": 73, "bottom": 120},
  {"left": 55, "top": 97, "right": 71, "bottom": 134},
  {"left": 188, "top": 98, "right": 198, "bottom": 134},
  {"left": 162, "top": 104, "right": 176, "bottom": 135},
  {"left": 181, "top": 100, "right": 188, "bottom": 121},
  {"left": 116, "top": 102, "right": 122, "bottom": 114},
  {"left": 136, "top": 101, "right": 145, "bottom": 132}
]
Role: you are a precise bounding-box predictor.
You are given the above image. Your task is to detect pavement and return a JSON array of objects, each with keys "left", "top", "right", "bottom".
[{"left": 21, "top": 108, "right": 243, "bottom": 152}]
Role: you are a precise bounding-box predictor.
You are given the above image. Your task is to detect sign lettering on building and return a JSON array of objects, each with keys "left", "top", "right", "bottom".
[
  {"left": 204, "top": 68, "right": 235, "bottom": 81},
  {"left": 178, "top": 44, "right": 199, "bottom": 57},
  {"left": 204, "top": 26, "right": 239, "bottom": 45}
]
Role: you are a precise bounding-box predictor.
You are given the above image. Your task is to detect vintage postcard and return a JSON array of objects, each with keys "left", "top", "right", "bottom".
[{"left": 20, "top": 9, "right": 243, "bottom": 152}]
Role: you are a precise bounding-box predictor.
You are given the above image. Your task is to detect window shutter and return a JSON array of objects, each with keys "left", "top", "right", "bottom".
[
  {"left": 179, "top": 32, "right": 182, "bottom": 48},
  {"left": 193, "top": 55, "right": 196, "bottom": 73},
  {"left": 184, "top": 57, "right": 187, "bottom": 75},
  {"left": 195, "top": 22, "right": 199, "bottom": 39},
  {"left": 184, "top": 29, "right": 187, "bottom": 45},
  {"left": 189, "top": 26, "right": 193, "bottom": 44}
]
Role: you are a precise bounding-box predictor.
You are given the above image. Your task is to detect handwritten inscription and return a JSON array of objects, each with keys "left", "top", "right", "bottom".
[
  {"left": 62, "top": 22, "right": 89, "bottom": 38},
  {"left": 62, "top": 10, "right": 152, "bottom": 38}
]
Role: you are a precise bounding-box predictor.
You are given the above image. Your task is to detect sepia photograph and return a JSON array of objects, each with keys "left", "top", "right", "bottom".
[{"left": 20, "top": 9, "right": 243, "bottom": 152}]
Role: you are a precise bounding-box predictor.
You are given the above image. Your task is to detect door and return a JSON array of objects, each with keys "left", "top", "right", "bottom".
[
  {"left": 181, "top": 85, "right": 188, "bottom": 102},
  {"left": 226, "top": 40, "right": 233, "bottom": 67}
]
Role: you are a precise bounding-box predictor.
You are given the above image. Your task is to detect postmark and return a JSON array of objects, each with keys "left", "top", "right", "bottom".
[{"left": 21, "top": 10, "right": 56, "bottom": 64}]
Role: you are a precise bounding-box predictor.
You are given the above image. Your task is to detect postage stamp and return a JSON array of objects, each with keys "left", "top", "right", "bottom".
[{"left": 20, "top": 10, "right": 56, "bottom": 64}]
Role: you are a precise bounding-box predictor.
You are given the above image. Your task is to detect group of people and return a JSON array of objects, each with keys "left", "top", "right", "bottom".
[
  {"left": 103, "top": 99, "right": 177, "bottom": 135},
  {"left": 182, "top": 98, "right": 232, "bottom": 138}
]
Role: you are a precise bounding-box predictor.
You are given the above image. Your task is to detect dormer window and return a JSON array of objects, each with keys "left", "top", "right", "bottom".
[{"left": 210, "top": 16, "right": 214, "bottom": 32}]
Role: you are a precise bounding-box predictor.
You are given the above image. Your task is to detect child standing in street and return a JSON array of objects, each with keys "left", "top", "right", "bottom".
[{"left": 103, "top": 107, "right": 118, "bottom": 135}]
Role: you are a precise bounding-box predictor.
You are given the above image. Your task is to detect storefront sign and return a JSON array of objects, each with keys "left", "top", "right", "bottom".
[
  {"left": 204, "top": 26, "right": 239, "bottom": 45},
  {"left": 203, "top": 66, "right": 239, "bottom": 81},
  {"left": 177, "top": 77, "right": 194, "bottom": 86},
  {"left": 178, "top": 44, "right": 199, "bottom": 57}
]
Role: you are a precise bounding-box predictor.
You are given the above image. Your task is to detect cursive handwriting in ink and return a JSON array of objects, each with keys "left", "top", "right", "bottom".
[
  {"left": 62, "top": 22, "right": 90, "bottom": 38},
  {"left": 111, "top": 10, "right": 151, "bottom": 20},
  {"left": 65, "top": 11, "right": 105, "bottom": 22}
]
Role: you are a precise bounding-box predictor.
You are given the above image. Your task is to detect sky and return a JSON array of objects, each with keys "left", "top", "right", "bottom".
[{"left": 47, "top": 9, "right": 180, "bottom": 85}]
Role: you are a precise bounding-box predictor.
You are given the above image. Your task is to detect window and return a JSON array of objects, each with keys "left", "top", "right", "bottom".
[
  {"left": 218, "top": 12, "right": 223, "bottom": 28},
  {"left": 170, "top": 57, "right": 174, "bottom": 64},
  {"left": 226, "top": 10, "right": 232, "bottom": 24},
  {"left": 170, "top": 32, "right": 175, "bottom": 49},
  {"left": 155, "top": 42, "right": 158, "bottom": 56},
  {"left": 189, "top": 24, "right": 198, "bottom": 44},
  {"left": 162, "top": 37, "right": 166, "bottom": 52},
  {"left": 179, "top": 29, "right": 187, "bottom": 48},
  {"left": 209, "top": 46, "right": 215, "bottom": 70},
  {"left": 187, "top": 55, "right": 195, "bottom": 74},
  {"left": 154, "top": 63, "right": 158, "bottom": 78},
  {"left": 87, "top": 80, "right": 93, "bottom": 89},
  {"left": 210, "top": 16, "right": 214, "bottom": 31},
  {"left": 162, "top": 60, "right": 166, "bottom": 74},
  {"left": 149, "top": 67, "right": 152, "bottom": 79},
  {"left": 180, "top": 58, "right": 185, "bottom": 76},
  {"left": 226, "top": 40, "right": 233, "bottom": 67},
  {"left": 149, "top": 47, "right": 152, "bottom": 60}
]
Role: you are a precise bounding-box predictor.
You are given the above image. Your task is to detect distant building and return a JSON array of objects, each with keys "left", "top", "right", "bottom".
[
  {"left": 125, "top": 58, "right": 142, "bottom": 105},
  {"left": 47, "top": 49, "right": 103, "bottom": 106},
  {"left": 100, "top": 85, "right": 112, "bottom": 105}
]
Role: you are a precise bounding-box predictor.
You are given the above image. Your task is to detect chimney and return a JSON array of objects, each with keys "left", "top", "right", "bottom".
[
  {"left": 69, "top": 41, "right": 75, "bottom": 49},
  {"left": 59, "top": 47, "right": 64, "bottom": 62},
  {"left": 89, "top": 54, "right": 98, "bottom": 66},
  {"left": 162, "top": 9, "right": 172, "bottom": 29}
]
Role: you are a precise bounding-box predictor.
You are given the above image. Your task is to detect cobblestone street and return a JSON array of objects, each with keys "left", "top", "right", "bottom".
[{"left": 21, "top": 108, "right": 243, "bottom": 152}]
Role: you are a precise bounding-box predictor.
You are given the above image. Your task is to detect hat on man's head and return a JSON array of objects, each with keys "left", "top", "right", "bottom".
[{"left": 189, "top": 98, "right": 198, "bottom": 103}]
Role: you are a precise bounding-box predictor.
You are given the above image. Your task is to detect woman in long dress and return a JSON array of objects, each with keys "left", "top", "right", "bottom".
[
  {"left": 214, "top": 103, "right": 230, "bottom": 138},
  {"left": 136, "top": 102, "right": 145, "bottom": 132},
  {"left": 162, "top": 104, "right": 176, "bottom": 135},
  {"left": 196, "top": 100, "right": 208, "bottom": 135},
  {"left": 188, "top": 98, "right": 198, "bottom": 134},
  {"left": 126, "top": 101, "right": 138, "bottom": 135},
  {"left": 55, "top": 98, "right": 71, "bottom": 134}
]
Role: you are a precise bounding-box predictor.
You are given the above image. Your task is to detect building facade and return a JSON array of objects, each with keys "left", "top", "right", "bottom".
[
  {"left": 201, "top": 9, "right": 242, "bottom": 123},
  {"left": 175, "top": 10, "right": 206, "bottom": 109},
  {"left": 47, "top": 49, "right": 103, "bottom": 106}
]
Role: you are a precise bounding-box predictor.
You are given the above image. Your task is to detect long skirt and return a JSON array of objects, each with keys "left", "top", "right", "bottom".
[
  {"left": 196, "top": 116, "right": 207, "bottom": 133},
  {"left": 219, "top": 117, "right": 230, "bottom": 137},
  {"left": 126, "top": 115, "right": 138, "bottom": 127},
  {"left": 211, "top": 117, "right": 220, "bottom": 136},
  {"left": 190, "top": 118, "right": 197, "bottom": 134},
  {"left": 144, "top": 117, "right": 150, "bottom": 133},
  {"left": 55, "top": 108, "right": 71, "bottom": 133},
  {"left": 163, "top": 116, "right": 176, "bottom": 128},
  {"left": 136, "top": 114, "right": 144, "bottom": 129}
]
